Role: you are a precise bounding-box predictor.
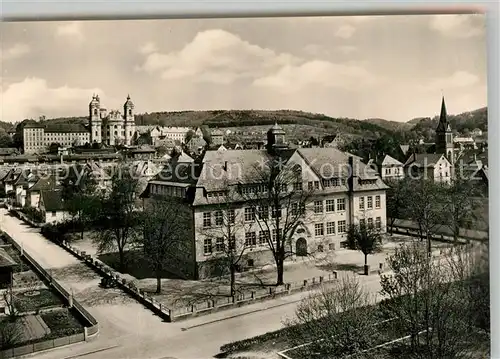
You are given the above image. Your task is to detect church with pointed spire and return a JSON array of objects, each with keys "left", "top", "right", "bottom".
[
  {"left": 434, "top": 96, "right": 454, "bottom": 165},
  {"left": 89, "top": 94, "right": 136, "bottom": 146}
]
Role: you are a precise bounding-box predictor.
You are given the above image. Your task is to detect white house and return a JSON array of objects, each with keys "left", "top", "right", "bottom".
[
  {"left": 403, "top": 153, "right": 452, "bottom": 184},
  {"left": 380, "top": 155, "right": 405, "bottom": 180},
  {"left": 38, "top": 190, "right": 70, "bottom": 224}
]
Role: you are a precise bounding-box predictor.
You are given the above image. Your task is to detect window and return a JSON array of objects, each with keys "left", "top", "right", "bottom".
[
  {"left": 375, "top": 195, "right": 381, "bottom": 209},
  {"left": 326, "top": 221, "right": 335, "bottom": 235},
  {"left": 272, "top": 205, "right": 282, "bottom": 218},
  {"left": 314, "top": 181, "right": 320, "bottom": 190},
  {"left": 337, "top": 198, "right": 346, "bottom": 211},
  {"left": 359, "top": 197, "right": 365, "bottom": 210},
  {"left": 329, "top": 243, "right": 335, "bottom": 251},
  {"left": 367, "top": 196, "right": 373, "bottom": 209},
  {"left": 215, "top": 211, "right": 223, "bottom": 226},
  {"left": 315, "top": 223, "right": 324, "bottom": 236},
  {"left": 215, "top": 237, "right": 225, "bottom": 252},
  {"left": 385, "top": 168, "right": 390, "bottom": 175},
  {"left": 314, "top": 200, "right": 323, "bottom": 214},
  {"left": 228, "top": 209, "right": 235, "bottom": 224},
  {"left": 245, "top": 207, "right": 256, "bottom": 221},
  {"left": 259, "top": 230, "right": 270, "bottom": 245},
  {"left": 367, "top": 218, "right": 374, "bottom": 228},
  {"left": 308, "top": 182, "right": 314, "bottom": 190},
  {"left": 326, "top": 199, "right": 335, "bottom": 212},
  {"left": 203, "top": 239, "right": 212, "bottom": 254},
  {"left": 293, "top": 182, "right": 303, "bottom": 191},
  {"left": 317, "top": 245, "right": 324, "bottom": 252},
  {"left": 245, "top": 232, "right": 257, "bottom": 247},
  {"left": 376, "top": 217, "right": 381, "bottom": 229},
  {"left": 51, "top": 211, "right": 57, "bottom": 217},
  {"left": 203, "top": 212, "right": 211, "bottom": 227},
  {"left": 258, "top": 206, "right": 269, "bottom": 220},
  {"left": 360, "top": 219, "right": 366, "bottom": 227},
  {"left": 338, "top": 220, "right": 346, "bottom": 233}
]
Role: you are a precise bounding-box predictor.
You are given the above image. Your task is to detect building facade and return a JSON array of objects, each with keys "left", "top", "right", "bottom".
[
  {"left": 142, "top": 124, "right": 389, "bottom": 280},
  {"left": 23, "top": 123, "right": 90, "bottom": 154}
]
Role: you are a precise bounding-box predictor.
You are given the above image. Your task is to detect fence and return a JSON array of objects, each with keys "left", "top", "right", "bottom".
[
  {"left": 391, "top": 219, "right": 488, "bottom": 242},
  {"left": 59, "top": 239, "right": 342, "bottom": 322},
  {"left": 0, "top": 333, "right": 85, "bottom": 359},
  {"left": 0, "top": 230, "right": 99, "bottom": 357}
]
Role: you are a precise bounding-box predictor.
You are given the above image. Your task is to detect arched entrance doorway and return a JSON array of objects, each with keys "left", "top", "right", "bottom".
[{"left": 296, "top": 237, "right": 308, "bottom": 256}]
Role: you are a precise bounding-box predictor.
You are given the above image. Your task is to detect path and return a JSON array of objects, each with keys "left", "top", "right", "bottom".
[{"left": 0, "top": 208, "right": 385, "bottom": 359}]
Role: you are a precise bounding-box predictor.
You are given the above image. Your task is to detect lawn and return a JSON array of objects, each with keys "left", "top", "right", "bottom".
[
  {"left": 14, "top": 288, "right": 65, "bottom": 313},
  {"left": 40, "top": 308, "right": 85, "bottom": 337}
]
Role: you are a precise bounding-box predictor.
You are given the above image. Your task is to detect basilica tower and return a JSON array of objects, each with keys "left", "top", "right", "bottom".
[{"left": 89, "top": 94, "right": 102, "bottom": 144}]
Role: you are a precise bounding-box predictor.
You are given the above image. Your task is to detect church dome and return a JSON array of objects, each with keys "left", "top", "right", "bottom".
[{"left": 123, "top": 94, "right": 134, "bottom": 108}]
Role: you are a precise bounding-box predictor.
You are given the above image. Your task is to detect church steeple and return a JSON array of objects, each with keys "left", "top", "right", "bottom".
[{"left": 436, "top": 96, "right": 448, "bottom": 133}]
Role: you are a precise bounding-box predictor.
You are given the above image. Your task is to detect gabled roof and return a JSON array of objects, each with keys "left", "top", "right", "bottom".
[
  {"left": 404, "top": 153, "right": 447, "bottom": 168},
  {"left": 40, "top": 190, "right": 65, "bottom": 212},
  {"left": 381, "top": 154, "right": 404, "bottom": 167},
  {"left": 2, "top": 168, "right": 23, "bottom": 183},
  {"left": 176, "top": 151, "right": 194, "bottom": 163},
  {"left": 29, "top": 176, "right": 61, "bottom": 192},
  {"left": 211, "top": 129, "right": 224, "bottom": 136}
]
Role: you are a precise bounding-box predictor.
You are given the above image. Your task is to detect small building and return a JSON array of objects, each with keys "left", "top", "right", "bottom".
[
  {"left": 0, "top": 247, "right": 17, "bottom": 289},
  {"left": 26, "top": 175, "right": 61, "bottom": 208},
  {"left": 380, "top": 155, "right": 405, "bottom": 180},
  {"left": 38, "top": 190, "right": 70, "bottom": 224},
  {"left": 186, "top": 136, "right": 207, "bottom": 156},
  {"left": 211, "top": 129, "right": 224, "bottom": 146},
  {"left": 127, "top": 146, "right": 157, "bottom": 160},
  {"left": 404, "top": 153, "right": 452, "bottom": 184}
]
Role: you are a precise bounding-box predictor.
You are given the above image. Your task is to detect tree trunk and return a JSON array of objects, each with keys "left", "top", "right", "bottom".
[
  {"left": 427, "top": 232, "right": 432, "bottom": 257},
  {"left": 276, "top": 259, "right": 284, "bottom": 286},
  {"left": 156, "top": 274, "right": 162, "bottom": 294},
  {"left": 364, "top": 253, "right": 369, "bottom": 275},
  {"left": 118, "top": 246, "right": 126, "bottom": 272},
  {"left": 230, "top": 264, "right": 236, "bottom": 297}
]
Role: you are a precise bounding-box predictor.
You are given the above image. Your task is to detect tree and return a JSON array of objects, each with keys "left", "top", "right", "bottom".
[
  {"left": 346, "top": 222, "right": 383, "bottom": 275},
  {"left": 241, "top": 155, "right": 316, "bottom": 285},
  {"left": 61, "top": 165, "right": 101, "bottom": 239},
  {"left": 0, "top": 320, "right": 23, "bottom": 350},
  {"left": 403, "top": 179, "right": 446, "bottom": 255},
  {"left": 198, "top": 184, "right": 253, "bottom": 298},
  {"left": 285, "top": 274, "right": 377, "bottom": 358},
  {"left": 385, "top": 178, "right": 411, "bottom": 234},
  {"left": 0, "top": 128, "right": 13, "bottom": 147},
  {"left": 185, "top": 130, "right": 195, "bottom": 143},
  {"left": 380, "top": 241, "right": 480, "bottom": 358},
  {"left": 2, "top": 285, "right": 18, "bottom": 321},
  {"left": 92, "top": 164, "right": 141, "bottom": 272},
  {"left": 139, "top": 196, "right": 191, "bottom": 293},
  {"left": 442, "top": 178, "right": 482, "bottom": 243}
]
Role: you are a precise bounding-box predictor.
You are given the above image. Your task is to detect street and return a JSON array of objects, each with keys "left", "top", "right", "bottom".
[{"left": 0, "top": 208, "right": 383, "bottom": 359}]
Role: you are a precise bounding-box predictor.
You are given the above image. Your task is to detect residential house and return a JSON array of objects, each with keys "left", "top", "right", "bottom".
[
  {"left": 13, "top": 171, "right": 40, "bottom": 207},
  {"left": 26, "top": 175, "right": 61, "bottom": 208},
  {"left": 186, "top": 136, "right": 207, "bottom": 156},
  {"left": 127, "top": 146, "right": 156, "bottom": 160},
  {"left": 141, "top": 124, "right": 389, "bottom": 280},
  {"left": 379, "top": 155, "right": 405, "bottom": 180},
  {"left": 38, "top": 190, "right": 70, "bottom": 224},
  {"left": 217, "top": 145, "right": 228, "bottom": 152},
  {"left": 403, "top": 153, "right": 452, "bottom": 184},
  {"left": 211, "top": 129, "right": 224, "bottom": 146}
]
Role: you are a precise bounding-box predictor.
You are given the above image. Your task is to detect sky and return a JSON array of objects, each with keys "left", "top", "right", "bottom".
[{"left": 0, "top": 14, "right": 487, "bottom": 124}]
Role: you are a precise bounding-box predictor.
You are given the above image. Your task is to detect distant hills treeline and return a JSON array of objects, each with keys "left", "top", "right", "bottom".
[{"left": 0, "top": 107, "right": 488, "bottom": 146}]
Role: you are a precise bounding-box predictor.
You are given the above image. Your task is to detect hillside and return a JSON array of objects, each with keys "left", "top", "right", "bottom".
[
  {"left": 363, "top": 118, "right": 414, "bottom": 132},
  {"left": 135, "top": 109, "right": 397, "bottom": 139}
]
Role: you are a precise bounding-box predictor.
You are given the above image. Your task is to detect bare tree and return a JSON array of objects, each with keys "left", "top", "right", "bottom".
[
  {"left": 139, "top": 196, "right": 192, "bottom": 293},
  {"left": 385, "top": 177, "right": 411, "bottom": 234},
  {"left": 241, "top": 155, "right": 315, "bottom": 285},
  {"left": 403, "top": 179, "right": 446, "bottom": 255},
  {"left": 0, "top": 320, "right": 23, "bottom": 350},
  {"left": 2, "top": 285, "right": 18, "bottom": 321},
  {"left": 346, "top": 222, "right": 383, "bottom": 275},
  {"left": 92, "top": 164, "right": 141, "bottom": 272},
  {"left": 380, "top": 241, "right": 478, "bottom": 358},
  {"left": 197, "top": 183, "right": 256, "bottom": 298},
  {"left": 285, "top": 274, "right": 377, "bottom": 358},
  {"left": 442, "top": 178, "right": 483, "bottom": 243}
]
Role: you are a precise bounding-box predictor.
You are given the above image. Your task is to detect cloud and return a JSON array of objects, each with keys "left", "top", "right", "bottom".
[
  {"left": 335, "top": 24, "right": 356, "bottom": 39},
  {"left": 136, "top": 29, "right": 300, "bottom": 84},
  {"left": 56, "top": 22, "right": 84, "bottom": 41},
  {"left": 253, "top": 60, "right": 381, "bottom": 93},
  {"left": 1, "top": 43, "right": 31, "bottom": 61},
  {"left": 0, "top": 78, "right": 103, "bottom": 123},
  {"left": 338, "top": 45, "right": 357, "bottom": 54},
  {"left": 419, "top": 71, "right": 480, "bottom": 91},
  {"left": 429, "top": 14, "right": 485, "bottom": 38},
  {"left": 139, "top": 42, "right": 158, "bottom": 55}
]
